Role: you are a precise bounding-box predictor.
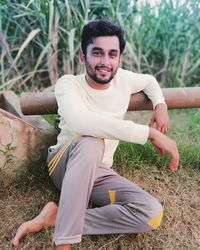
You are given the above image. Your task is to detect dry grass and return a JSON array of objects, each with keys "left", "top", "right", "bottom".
[
  {"left": 1, "top": 162, "right": 199, "bottom": 250},
  {"left": 1, "top": 109, "right": 200, "bottom": 250}
]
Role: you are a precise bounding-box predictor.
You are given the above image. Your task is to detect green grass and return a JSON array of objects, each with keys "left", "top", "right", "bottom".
[
  {"left": 169, "top": 108, "right": 200, "bottom": 145},
  {"left": 1, "top": 108, "right": 200, "bottom": 249},
  {"left": 116, "top": 108, "right": 200, "bottom": 170},
  {"left": 42, "top": 114, "right": 58, "bottom": 126}
]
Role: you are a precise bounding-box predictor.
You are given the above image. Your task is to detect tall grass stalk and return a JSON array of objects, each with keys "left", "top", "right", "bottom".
[{"left": 0, "top": 0, "right": 199, "bottom": 91}]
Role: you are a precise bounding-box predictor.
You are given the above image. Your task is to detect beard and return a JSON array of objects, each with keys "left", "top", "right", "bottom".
[{"left": 85, "top": 61, "right": 119, "bottom": 84}]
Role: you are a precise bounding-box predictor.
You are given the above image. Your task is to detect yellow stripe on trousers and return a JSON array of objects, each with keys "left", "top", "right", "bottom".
[
  {"left": 48, "top": 136, "right": 104, "bottom": 176},
  {"left": 48, "top": 143, "right": 71, "bottom": 176},
  {"left": 147, "top": 207, "right": 163, "bottom": 229},
  {"left": 109, "top": 190, "right": 116, "bottom": 204},
  {"left": 48, "top": 135, "right": 81, "bottom": 176}
]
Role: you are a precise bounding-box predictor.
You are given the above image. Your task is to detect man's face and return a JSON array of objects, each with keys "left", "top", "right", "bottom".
[{"left": 83, "top": 36, "right": 121, "bottom": 85}]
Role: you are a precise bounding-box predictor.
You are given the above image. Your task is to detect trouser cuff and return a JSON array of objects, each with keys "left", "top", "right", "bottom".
[{"left": 53, "top": 235, "right": 82, "bottom": 245}]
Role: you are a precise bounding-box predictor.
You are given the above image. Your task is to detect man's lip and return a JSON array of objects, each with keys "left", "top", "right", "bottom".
[{"left": 96, "top": 67, "right": 112, "bottom": 72}]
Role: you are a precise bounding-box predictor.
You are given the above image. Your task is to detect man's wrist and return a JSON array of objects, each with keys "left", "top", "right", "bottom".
[
  {"left": 148, "top": 127, "right": 157, "bottom": 140},
  {"left": 155, "top": 103, "right": 167, "bottom": 110}
]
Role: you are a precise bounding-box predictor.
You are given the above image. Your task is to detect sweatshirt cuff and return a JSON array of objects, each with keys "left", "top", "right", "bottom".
[
  {"left": 152, "top": 99, "right": 166, "bottom": 110},
  {"left": 131, "top": 124, "right": 149, "bottom": 144}
]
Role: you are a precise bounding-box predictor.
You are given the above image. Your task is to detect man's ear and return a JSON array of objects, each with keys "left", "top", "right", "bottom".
[{"left": 80, "top": 50, "right": 85, "bottom": 63}]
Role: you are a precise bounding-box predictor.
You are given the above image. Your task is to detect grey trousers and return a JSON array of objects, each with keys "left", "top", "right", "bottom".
[{"left": 47, "top": 136, "right": 163, "bottom": 246}]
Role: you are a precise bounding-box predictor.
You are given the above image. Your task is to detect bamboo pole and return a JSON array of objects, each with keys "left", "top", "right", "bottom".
[{"left": 20, "top": 87, "right": 200, "bottom": 115}]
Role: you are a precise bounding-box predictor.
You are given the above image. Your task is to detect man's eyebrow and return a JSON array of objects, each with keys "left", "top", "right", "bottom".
[
  {"left": 92, "top": 47, "right": 119, "bottom": 53},
  {"left": 92, "top": 47, "right": 103, "bottom": 51},
  {"left": 109, "top": 49, "right": 119, "bottom": 53}
]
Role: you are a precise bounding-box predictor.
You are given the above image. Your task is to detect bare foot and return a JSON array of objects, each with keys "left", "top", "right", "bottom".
[
  {"left": 56, "top": 244, "right": 71, "bottom": 250},
  {"left": 11, "top": 201, "right": 58, "bottom": 247}
]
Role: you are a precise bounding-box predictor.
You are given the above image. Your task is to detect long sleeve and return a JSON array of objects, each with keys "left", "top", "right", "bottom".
[
  {"left": 124, "top": 70, "right": 165, "bottom": 109},
  {"left": 142, "top": 75, "right": 165, "bottom": 109}
]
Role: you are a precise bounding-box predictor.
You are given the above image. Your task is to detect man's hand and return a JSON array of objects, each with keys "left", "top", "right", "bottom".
[
  {"left": 148, "top": 127, "right": 179, "bottom": 171},
  {"left": 149, "top": 103, "right": 169, "bottom": 134}
]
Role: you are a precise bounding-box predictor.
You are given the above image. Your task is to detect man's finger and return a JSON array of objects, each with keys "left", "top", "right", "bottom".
[
  {"left": 167, "top": 122, "right": 170, "bottom": 130},
  {"left": 161, "top": 125, "right": 167, "bottom": 134},
  {"left": 149, "top": 118, "right": 155, "bottom": 127},
  {"left": 156, "top": 122, "right": 162, "bottom": 132},
  {"left": 168, "top": 151, "right": 179, "bottom": 171}
]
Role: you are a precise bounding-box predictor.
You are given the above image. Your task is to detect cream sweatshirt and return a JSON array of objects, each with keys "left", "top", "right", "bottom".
[{"left": 54, "top": 68, "right": 165, "bottom": 167}]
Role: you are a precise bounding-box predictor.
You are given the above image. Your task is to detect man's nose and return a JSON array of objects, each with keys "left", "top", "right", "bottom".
[{"left": 100, "top": 55, "right": 110, "bottom": 65}]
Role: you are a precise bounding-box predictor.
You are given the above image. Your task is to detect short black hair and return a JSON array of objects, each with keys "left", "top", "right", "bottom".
[{"left": 81, "top": 19, "right": 126, "bottom": 55}]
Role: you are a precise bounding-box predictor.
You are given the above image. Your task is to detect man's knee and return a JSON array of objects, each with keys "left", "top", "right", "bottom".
[
  {"left": 128, "top": 196, "right": 163, "bottom": 231},
  {"left": 141, "top": 195, "right": 163, "bottom": 230},
  {"left": 147, "top": 204, "right": 163, "bottom": 230}
]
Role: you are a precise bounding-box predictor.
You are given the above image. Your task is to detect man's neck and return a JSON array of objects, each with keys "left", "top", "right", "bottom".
[{"left": 85, "top": 75, "right": 110, "bottom": 90}]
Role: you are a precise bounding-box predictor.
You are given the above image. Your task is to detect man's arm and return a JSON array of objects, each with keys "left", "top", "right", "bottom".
[
  {"left": 127, "top": 72, "right": 169, "bottom": 133},
  {"left": 140, "top": 76, "right": 178, "bottom": 170},
  {"left": 148, "top": 127, "right": 179, "bottom": 171},
  {"left": 139, "top": 74, "right": 169, "bottom": 134},
  {"left": 149, "top": 103, "right": 169, "bottom": 134}
]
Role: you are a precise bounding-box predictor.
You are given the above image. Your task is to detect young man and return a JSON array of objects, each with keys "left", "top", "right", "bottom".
[{"left": 12, "top": 19, "right": 179, "bottom": 250}]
